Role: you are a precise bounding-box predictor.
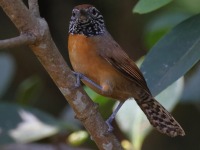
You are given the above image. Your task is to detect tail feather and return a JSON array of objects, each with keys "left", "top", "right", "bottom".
[{"left": 137, "top": 97, "right": 185, "bottom": 137}]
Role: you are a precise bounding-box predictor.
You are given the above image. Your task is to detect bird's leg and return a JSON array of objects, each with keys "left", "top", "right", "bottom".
[
  {"left": 106, "top": 101, "right": 124, "bottom": 132},
  {"left": 72, "top": 71, "right": 102, "bottom": 90},
  {"left": 73, "top": 71, "right": 81, "bottom": 87},
  {"left": 73, "top": 71, "right": 123, "bottom": 132}
]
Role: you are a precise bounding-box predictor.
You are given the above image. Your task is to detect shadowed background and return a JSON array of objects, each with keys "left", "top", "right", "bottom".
[{"left": 0, "top": 0, "right": 200, "bottom": 150}]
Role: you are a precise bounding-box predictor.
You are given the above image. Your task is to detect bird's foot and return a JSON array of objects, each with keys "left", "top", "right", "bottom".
[
  {"left": 72, "top": 71, "right": 102, "bottom": 90},
  {"left": 106, "top": 119, "right": 114, "bottom": 132},
  {"left": 72, "top": 71, "right": 83, "bottom": 87},
  {"left": 105, "top": 102, "right": 125, "bottom": 132}
]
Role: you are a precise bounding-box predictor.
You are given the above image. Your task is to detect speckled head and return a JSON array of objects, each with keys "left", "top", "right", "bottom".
[{"left": 69, "top": 4, "right": 106, "bottom": 37}]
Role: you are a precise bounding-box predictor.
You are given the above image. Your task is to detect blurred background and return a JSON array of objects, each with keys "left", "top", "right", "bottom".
[{"left": 0, "top": 0, "right": 200, "bottom": 150}]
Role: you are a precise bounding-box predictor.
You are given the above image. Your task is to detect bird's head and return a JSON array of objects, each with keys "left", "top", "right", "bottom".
[{"left": 69, "top": 4, "right": 106, "bottom": 37}]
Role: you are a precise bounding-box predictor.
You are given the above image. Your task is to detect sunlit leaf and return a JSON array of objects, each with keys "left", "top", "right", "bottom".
[
  {"left": 67, "top": 130, "right": 88, "bottom": 146},
  {"left": 133, "top": 0, "right": 172, "bottom": 14},
  {"left": 0, "top": 103, "right": 60, "bottom": 144}
]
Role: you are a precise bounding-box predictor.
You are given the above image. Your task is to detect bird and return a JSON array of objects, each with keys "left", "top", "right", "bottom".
[{"left": 68, "top": 4, "right": 185, "bottom": 137}]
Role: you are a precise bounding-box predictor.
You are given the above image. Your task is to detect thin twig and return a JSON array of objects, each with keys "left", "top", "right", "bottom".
[
  {"left": 28, "top": 0, "right": 40, "bottom": 17},
  {"left": 0, "top": 0, "right": 122, "bottom": 149},
  {"left": 0, "top": 34, "right": 36, "bottom": 49},
  {"left": 0, "top": 0, "right": 38, "bottom": 33}
]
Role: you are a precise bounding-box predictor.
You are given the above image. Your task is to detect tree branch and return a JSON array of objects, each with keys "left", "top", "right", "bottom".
[
  {"left": 0, "top": 34, "right": 36, "bottom": 49},
  {"left": 0, "top": 0, "right": 122, "bottom": 149},
  {"left": 28, "top": 0, "right": 40, "bottom": 17}
]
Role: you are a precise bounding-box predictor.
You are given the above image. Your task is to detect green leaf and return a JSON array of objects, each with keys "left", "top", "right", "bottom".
[
  {"left": 0, "top": 103, "right": 60, "bottom": 144},
  {"left": 15, "top": 76, "right": 43, "bottom": 105},
  {"left": 115, "top": 77, "right": 184, "bottom": 150},
  {"left": 141, "top": 14, "right": 200, "bottom": 96},
  {"left": 144, "top": 12, "right": 190, "bottom": 48},
  {"left": 0, "top": 53, "right": 15, "bottom": 98},
  {"left": 67, "top": 130, "right": 89, "bottom": 146},
  {"left": 175, "top": 0, "right": 200, "bottom": 14},
  {"left": 133, "top": 0, "right": 172, "bottom": 14},
  {"left": 84, "top": 86, "right": 114, "bottom": 118},
  {"left": 181, "top": 63, "right": 200, "bottom": 102}
]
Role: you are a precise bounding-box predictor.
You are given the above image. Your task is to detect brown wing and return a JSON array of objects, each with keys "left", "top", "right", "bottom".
[{"left": 100, "top": 41, "right": 151, "bottom": 94}]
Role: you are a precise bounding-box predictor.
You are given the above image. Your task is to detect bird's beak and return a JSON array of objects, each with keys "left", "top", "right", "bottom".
[{"left": 78, "top": 9, "right": 88, "bottom": 20}]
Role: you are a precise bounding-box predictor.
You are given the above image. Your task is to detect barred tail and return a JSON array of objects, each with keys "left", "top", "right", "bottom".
[{"left": 137, "top": 97, "right": 185, "bottom": 137}]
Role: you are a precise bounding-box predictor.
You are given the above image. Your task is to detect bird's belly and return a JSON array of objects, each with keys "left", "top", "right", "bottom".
[
  {"left": 68, "top": 35, "right": 138, "bottom": 100},
  {"left": 70, "top": 50, "right": 136, "bottom": 100},
  {"left": 69, "top": 46, "right": 116, "bottom": 85}
]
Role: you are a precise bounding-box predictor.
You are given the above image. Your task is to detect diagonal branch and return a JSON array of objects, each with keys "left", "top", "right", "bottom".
[{"left": 0, "top": 0, "right": 122, "bottom": 149}]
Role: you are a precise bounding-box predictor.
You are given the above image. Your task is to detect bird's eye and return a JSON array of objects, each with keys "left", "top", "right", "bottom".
[
  {"left": 91, "top": 8, "right": 98, "bottom": 16},
  {"left": 71, "top": 9, "right": 79, "bottom": 19},
  {"left": 72, "top": 11, "right": 76, "bottom": 17}
]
